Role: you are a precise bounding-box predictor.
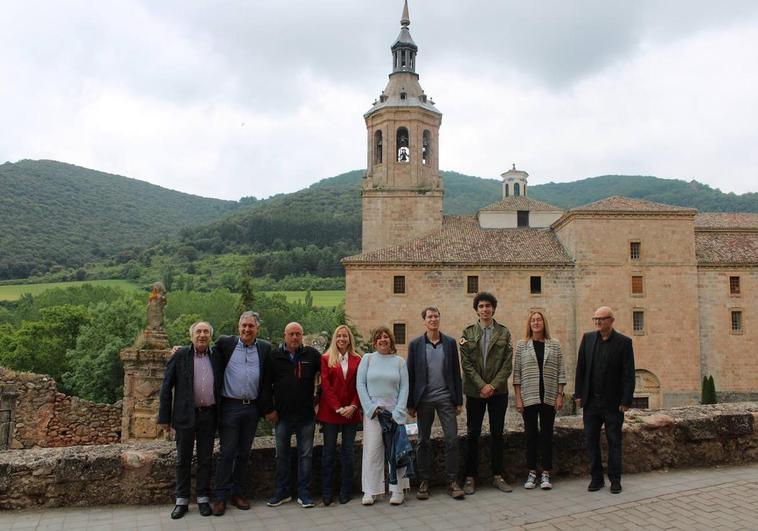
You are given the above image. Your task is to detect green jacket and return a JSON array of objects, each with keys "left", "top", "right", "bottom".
[{"left": 460, "top": 320, "right": 513, "bottom": 397}]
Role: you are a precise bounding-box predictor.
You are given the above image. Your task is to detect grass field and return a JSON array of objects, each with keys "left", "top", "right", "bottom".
[
  {"left": 262, "top": 290, "right": 344, "bottom": 308},
  {"left": 0, "top": 281, "right": 345, "bottom": 307},
  {"left": 0, "top": 279, "right": 141, "bottom": 301}
]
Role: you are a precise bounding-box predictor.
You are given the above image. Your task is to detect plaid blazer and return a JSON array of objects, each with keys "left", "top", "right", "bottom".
[{"left": 512, "top": 338, "right": 566, "bottom": 407}]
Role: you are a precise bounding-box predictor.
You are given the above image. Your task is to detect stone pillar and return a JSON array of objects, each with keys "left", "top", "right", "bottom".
[
  {"left": 120, "top": 282, "right": 171, "bottom": 442},
  {"left": 0, "top": 384, "right": 18, "bottom": 450}
]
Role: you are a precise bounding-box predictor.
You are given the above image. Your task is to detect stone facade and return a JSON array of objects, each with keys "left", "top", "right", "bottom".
[
  {"left": 0, "top": 368, "right": 120, "bottom": 449},
  {"left": 1, "top": 403, "right": 756, "bottom": 509}
]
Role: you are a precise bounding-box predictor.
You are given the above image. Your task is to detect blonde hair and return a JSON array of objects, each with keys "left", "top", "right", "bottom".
[
  {"left": 325, "top": 325, "right": 360, "bottom": 368},
  {"left": 524, "top": 311, "right": 551, "bottom": 341}
]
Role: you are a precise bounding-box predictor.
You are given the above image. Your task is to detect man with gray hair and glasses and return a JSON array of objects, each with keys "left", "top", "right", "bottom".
[
  {"left": 574, "top": 306, "right": 635, "bottom": 495},
  {"left": 158, "top": 321, "right": 220, "bottom": 519},
  {"left": 211, "top": 311, "right": 273, "bottom": 516}
]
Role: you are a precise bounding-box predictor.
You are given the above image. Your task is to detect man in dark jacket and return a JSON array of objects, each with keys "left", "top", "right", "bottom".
[
  {"left": 211, "top": 311, "right": 273, "bottom": 516},
  {"left": 407, "top": 306, "right": 464, "bottom": 500},
  {"left": 574, "top": 306, "right": 635, "bottom": 494},
  {"left": 158, "top": 321, "right": 220, "bottom": 519},
  {"left": 264, "top": 322, "right": 321, "bottom": 509}
]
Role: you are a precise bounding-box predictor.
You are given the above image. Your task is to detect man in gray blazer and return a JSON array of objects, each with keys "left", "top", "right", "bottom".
[{"left": 407, "top": 306, "right": 464, "bottom": 500}]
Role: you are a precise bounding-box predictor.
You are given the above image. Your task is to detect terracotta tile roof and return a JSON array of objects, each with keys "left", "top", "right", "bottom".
[
  {"left": 343, "top": 216, "right": 572, "bottom": 265},
  {"left": 696, "top": 232, "right": 758, "bottom": 264},
  {"left": 570, "top": 196, "right": 697, "bottom": 213},
  {"left": 695, "top": 213, "right": 758, "bottom": 230},
  {"left": 478, "top": 196, "right": 563, "bottom": 212}
]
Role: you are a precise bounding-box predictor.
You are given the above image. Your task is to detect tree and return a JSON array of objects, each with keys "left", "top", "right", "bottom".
[
  {"left": 701, "top": 375, "right": 717, "bottom": 404},
  {"left": 63, "top": 297, "right": 144, "bottom": 403},
  {"left": 236, "top": 262, "right": 256, "bottom": 315}
]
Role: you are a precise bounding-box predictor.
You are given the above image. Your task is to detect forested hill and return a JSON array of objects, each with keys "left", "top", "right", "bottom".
[{"left": 0, "top": 160, "right": 240, "bottom": 280}]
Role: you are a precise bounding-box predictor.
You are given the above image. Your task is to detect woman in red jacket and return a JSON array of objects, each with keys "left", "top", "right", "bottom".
[{"left": 316, "top": 324, "right": 362, "bottom": 506}]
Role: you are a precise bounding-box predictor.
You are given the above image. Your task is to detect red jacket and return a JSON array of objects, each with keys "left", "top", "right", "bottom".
[{"left": 316, "top": 352, "right": 362, "bottom": 425}]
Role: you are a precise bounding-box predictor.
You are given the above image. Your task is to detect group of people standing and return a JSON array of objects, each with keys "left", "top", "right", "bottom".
[{"left": 158, "top": 293, "right": 635, "bottom": 520}]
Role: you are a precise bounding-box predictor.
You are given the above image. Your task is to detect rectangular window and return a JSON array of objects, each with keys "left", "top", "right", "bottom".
[
  {"left": 731, "top": 310, "right": 743, "bottom": 333},
  {"left": 517, "top": 210, "right": 529, "bottom": 227},
  {"left": 729, "top": 276, "right": 741, "bottom": 295},
  {"left": 633, "top": 310, "right": 645, "bottom": 334},
  {"left": 393, "top": 323, "right": 407, "bottom": 345},
  {"left": 530, "top": 276, "right": 542, "bottom": 295},
  {"left": 630, "top": 241, "right": 641, "bottom": 260},
  {"left": 632, "top": 275, "right": 644, "bottom": 295},
  {"left": 466, "top": 275, "right": 479, "bottom": 294},
  {"left": 631, "top": 397, "right": 649, "bottom": 409},
  {"left": 393, "top": 275, "right": 406, "bottom": 294}
]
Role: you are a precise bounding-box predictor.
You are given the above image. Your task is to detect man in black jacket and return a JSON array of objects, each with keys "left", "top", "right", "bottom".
[
  {"left": 158, "top": 321, "right": 220, "bottom": 519},
  {"left": 264, "top": 322, "right": 321, "bottom": 509},
  {"left": 211, "top": 311, "right": 273, "bottom": 516},
  {"left": 407, "top": 306, "right": 464, "bottom": 500},
  {"left": 574, "top": 306, "right": 635, "bottom": 494}
]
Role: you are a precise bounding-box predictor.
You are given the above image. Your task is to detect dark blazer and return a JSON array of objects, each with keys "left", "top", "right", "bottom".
[
  {"left": 574, "top": 329, "right": 635, "bottom": 409},
  {"left": 316, "top": 352, "right": 362, "bottom": 425},
  {"left": 214, "top": 335, "right": 273, "bottom": 415},
  {"left": 158, "top": 345, "right": 221, "bottom": 430},
  {"left": 406, "top": 332, "right": 463, "bottom": 409}
]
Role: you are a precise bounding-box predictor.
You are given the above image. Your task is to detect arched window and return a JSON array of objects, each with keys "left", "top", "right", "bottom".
[
  {"left": 374, "top": 130, "right": 383, "bottom": 164},
  {"left": 397, "top": 127, "right": 409, "bottom": 162},
  {"left": 422, "top": 130, "right": 431, "bottom": 165},
  {"left": 504, "top": 184, "right": 509, "bottom": 197},
  {"left": 514, "top": 183, "right": 521, "bottom": 196}
]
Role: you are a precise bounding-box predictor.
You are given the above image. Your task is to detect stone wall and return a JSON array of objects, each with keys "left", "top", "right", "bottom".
[
  {"left": 0, "top": 368, "right": 121, "bottom": 449},
  {"left": 1, "top": 403, "right": 756, "bottom": 510}
]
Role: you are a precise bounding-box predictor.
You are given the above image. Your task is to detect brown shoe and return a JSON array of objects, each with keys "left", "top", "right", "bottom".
[
  {"left": 416, "top": 480, "right": 430, "bottom": 500},
  {"left": 448, "top": 481, "right": 465, "bottom": 499},
  {"left": 211, "top": 500, "right": 226, "bottom": 516},
  {"left": 230, "top": 495, "right": 250, "bottom": 510},
  {"left": 493, "top": 475, "right": 513, "bottom": 493},
  {"left": 463, "top": 476, "right": 476, "bottom": 495}
]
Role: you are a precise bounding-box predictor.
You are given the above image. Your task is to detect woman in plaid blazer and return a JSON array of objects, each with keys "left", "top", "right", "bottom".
[{"left": 513, "top": 311, "right": 566, "bottom": 491}]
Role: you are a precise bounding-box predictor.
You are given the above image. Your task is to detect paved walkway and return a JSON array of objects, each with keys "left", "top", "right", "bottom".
[{"left": 2, "top": 465, "right": 757, "bottom": 530}]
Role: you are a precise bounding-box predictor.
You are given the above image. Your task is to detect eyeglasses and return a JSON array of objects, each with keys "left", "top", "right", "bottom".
[{"left": 592, "top": 316, "right": 613, "bottom": 323}]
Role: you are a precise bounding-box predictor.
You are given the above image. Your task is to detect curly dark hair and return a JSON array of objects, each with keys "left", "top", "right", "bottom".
[{"left": 473, "top": 291, "right": 498, "bottom": 311}]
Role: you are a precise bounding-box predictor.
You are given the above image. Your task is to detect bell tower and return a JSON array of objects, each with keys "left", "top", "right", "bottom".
[{"left": 361, "top": 0, "right": 444, "bottom": 252}]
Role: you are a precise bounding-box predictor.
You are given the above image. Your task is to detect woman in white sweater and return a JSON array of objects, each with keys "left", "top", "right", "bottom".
[
  {"left": 356, "top": 326, "right": 410, "bottom": 506},
  {"left": 513, "top": 311, "right": 566, "bottom": 490}
]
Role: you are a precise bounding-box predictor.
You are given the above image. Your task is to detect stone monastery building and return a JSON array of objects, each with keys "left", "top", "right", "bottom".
[{"left": 343, "top": 1, "right": 758, "bottom": 409}]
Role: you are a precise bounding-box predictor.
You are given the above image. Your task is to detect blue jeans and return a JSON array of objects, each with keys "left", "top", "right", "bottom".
[
  {"left": 321, "top": 423, "right": 358, "bottom": 499},
  {"left": 213, "top": 400, "right": 260, "bottom": 500},
  {"left": 274, "top": 417, "right": 315, "bottom": 499}
]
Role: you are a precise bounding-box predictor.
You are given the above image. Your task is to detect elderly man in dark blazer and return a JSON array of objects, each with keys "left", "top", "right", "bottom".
[
  {"left": 158, "top": 321, "right": 221, "bottom": 520},
  {"left": 407, "top": 306, "right": 464, "bottom": 500},
  {"left": 574, "top": 306, "right": 635, "bottom": 494}
]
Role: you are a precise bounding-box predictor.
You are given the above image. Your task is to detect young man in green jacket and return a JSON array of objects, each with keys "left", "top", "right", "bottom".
[{"left": 459, "top": 292, "right": 513, "bottom": 495}]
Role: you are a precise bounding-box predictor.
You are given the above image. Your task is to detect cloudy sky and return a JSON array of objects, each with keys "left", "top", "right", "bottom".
[{"left": 2, "top": 0, "right": 757, "bottom": 200}]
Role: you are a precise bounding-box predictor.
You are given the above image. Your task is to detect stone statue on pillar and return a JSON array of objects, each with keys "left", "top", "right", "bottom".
[{"left": 120, "top": 282, "right": 171, "bottom": 441}]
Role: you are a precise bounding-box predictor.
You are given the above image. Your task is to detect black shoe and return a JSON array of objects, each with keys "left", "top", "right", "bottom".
[
  {"left": 198, "top": 502, "right": 212, "bottom": 517},
  {"left": 323, "top": 496, "right": 333, "bottom": 506},
  {"left": 610, "top": 480, "right": 622, "bottom": 494},
  {"left": 587, "top": 479, "right": 605, "bottom": 492},
  {"left": 171, "top": 505, "right": 188, "bottom": 519},
  {"left": 339, "top": 494, "right": 352, "bottom": 504}
]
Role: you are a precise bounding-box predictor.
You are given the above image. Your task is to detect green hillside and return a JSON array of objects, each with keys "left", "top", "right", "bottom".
[{"left": 0, "top": 160, "right": 240, "bottom": 280}]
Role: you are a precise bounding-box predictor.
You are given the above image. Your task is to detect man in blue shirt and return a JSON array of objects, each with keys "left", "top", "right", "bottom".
[{"left": 211, "top": 311, "right": 272, "bottom": 516}]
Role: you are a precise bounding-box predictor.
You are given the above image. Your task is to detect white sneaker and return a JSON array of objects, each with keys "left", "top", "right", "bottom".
[
  {"left": 540, "top": 472, "right": 553, "bottom": 490},
  {"left": 361, "top": 494, "right": 375, "bottom": 506},
  {"left": 389, "top": 491, "right": 404, "bottom": 505},
  {"left": 524, "top": 471, "right": 538, "bottom": 489}
]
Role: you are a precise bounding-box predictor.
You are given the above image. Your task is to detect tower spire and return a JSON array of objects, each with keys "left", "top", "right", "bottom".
[
  {"left": 391, "top": 0, "right": 418, "bottom": 74},
  {"left": 401, "top": 0, "right": 410, "bottom": 27}
]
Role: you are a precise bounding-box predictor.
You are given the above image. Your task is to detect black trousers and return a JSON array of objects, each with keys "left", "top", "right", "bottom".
[
  {"left": 465, "top": 393, "right": 507, "bottom": 477},
  {"left": 175, "top": 407, "right": 217, "bottom": 504},
  {"left": 522, "top": 403, "right": 556, "bottom": 471},
  {"left": 583, "top": 402, "right": 624, "bottom": 482}
]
